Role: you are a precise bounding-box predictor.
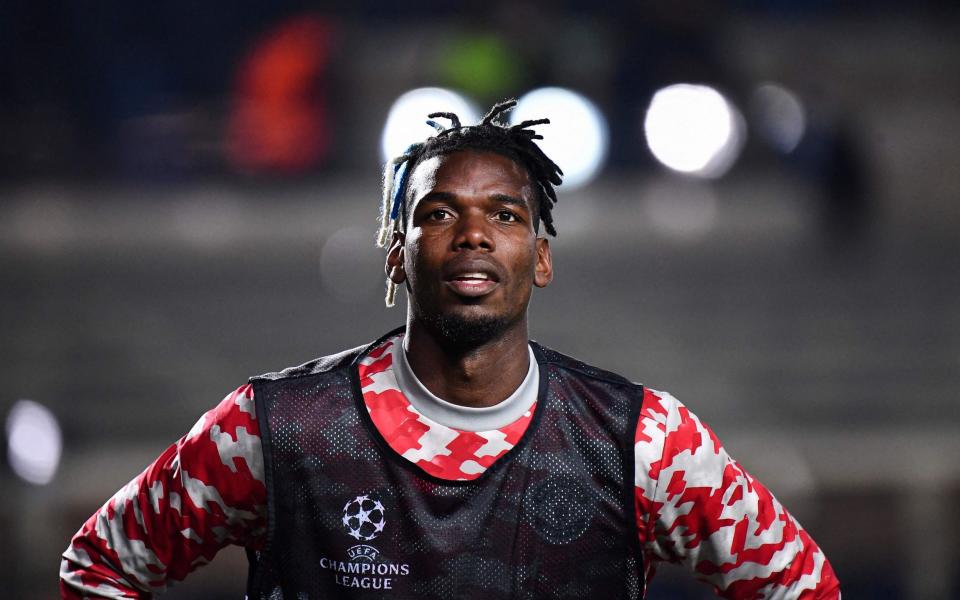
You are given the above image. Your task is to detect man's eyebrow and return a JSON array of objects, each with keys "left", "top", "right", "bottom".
[
  {"left": 490, "top": 193, "right": 531, "bottom": 211},
  {"left": 416, "top": 191, "right": 530, "bottom": 211},
  {"left": 416, "top": 191, "right": 454, "bottom": 204}
]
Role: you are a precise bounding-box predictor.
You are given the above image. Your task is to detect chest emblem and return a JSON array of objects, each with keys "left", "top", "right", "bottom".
[
  {"left": 524, "top": 476, "right": 595, "bottom": 544},
  {"left": 342, "top": 494, "right": 387, "bottom": 541},
  {"left": 321, "top": 493, "right": 411, "bottom": 591}
]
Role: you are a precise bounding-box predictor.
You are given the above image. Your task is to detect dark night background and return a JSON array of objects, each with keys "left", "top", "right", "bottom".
[{"left": 1, "top": 1, "right": 959, "bottom": 598}]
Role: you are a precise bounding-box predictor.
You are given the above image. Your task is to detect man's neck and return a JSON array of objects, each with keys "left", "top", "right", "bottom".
[{"left": 403, "top": 318, "right": 531, "bottom": 409}]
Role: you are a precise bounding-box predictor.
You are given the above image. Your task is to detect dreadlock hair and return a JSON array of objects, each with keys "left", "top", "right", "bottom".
[{"left": 376, "top": 98, "right": 563, "bottom": 307}]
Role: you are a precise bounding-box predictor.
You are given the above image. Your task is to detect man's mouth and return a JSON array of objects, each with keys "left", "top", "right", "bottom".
[{"left": 444, "top": 271, "right": 500, "bottom": 297}]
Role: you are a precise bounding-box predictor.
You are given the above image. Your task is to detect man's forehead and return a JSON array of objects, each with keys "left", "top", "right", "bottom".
[
  {"left": 405, "top": 150, "right": 535, "bottom": 207},
  {"left": 405, "top": 155, "right": 444, "bottom": 196}
]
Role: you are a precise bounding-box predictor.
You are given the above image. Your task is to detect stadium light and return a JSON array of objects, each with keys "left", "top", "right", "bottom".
[
  {"left": 381, "top": 88, "right": 478, "bottom": 162},
  {"left": 6, "top": 399, "right": 62, "bottom": 485},
  {"left": 644, "top": 83, "right": 745, "bottom": 179},
  {"left": 512, "top": 87, "right": 608, "bottom": 189},
  {"left": 750, "top": 82, "right": 807, "bottom": 154}
]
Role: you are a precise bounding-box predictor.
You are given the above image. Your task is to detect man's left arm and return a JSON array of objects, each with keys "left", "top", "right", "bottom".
[{"left": 634, "top": 388, "right": 840, "bottom": 598}]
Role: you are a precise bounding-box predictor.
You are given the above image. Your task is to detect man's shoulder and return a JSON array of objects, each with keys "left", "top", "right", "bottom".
[
  {"left": 532, "top": 340, "right": 642, "bottom": 390},
  {"left": 250, "top": 328, "right": 404, "bottom": 383},
  {"left": 249, "top": 345, "right": 366, "bottom": 383}
]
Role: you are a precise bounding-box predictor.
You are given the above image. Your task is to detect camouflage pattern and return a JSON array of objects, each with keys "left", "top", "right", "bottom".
[{"left": 61, "top": 331, "right": 839, "bottom": 599}]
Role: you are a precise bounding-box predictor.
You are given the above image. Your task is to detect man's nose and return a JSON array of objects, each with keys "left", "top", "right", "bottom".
[{"left": 453, "top": 212, "right": 494, "bottom": 251}]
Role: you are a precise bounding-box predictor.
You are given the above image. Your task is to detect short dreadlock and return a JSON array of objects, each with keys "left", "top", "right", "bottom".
[{"left": 376, "top": 99, "right": 563, "bottom": 307}]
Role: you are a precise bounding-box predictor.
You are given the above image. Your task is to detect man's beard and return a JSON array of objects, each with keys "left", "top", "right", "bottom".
[{"left": 423, "top": 311, "right": 512, "bottom": 352}]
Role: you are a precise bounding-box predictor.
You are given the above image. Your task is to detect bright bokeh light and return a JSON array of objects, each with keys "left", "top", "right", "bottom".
[
  {"left": 750, "top": 82, "right": 806, "bottom": 153},
  {"left": 381, "top": 88, "right": 478, "bottom": 161},
  {"left": 6, "top": 399, "right": 62, "bottom": 485},
  {"left": 511, "top": 87, "right": 608, "bottom": 189},
  {"left": 644, "top": 84, "right": 745, "bottom": 178}
]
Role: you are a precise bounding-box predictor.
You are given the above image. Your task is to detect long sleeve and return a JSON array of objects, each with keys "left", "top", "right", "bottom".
[
  {"left": 634, "top": 388, "right": 840, "bottom": 598},
  {"left": 60, "top": 384, "right": 268, "bottom": 599}
]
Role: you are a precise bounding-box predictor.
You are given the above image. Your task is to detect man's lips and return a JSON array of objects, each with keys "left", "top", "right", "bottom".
[
  {"left": 442, "top": 261, "right": 502, "bottom": 298},
  {"left": 444, "top": 273, "right": 499, "bottom": 297}
]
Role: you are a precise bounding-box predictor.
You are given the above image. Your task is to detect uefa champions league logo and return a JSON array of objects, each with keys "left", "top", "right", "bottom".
[
  {"left": 342, "top": 494, "right": 386, "bottom": 541},
  {"left": 321, "top": 493, "right": 410, "bottom": 589}
]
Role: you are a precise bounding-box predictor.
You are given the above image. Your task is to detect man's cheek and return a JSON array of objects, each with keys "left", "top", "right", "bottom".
[{"left": 404, "top": 246, "right": 421, "bottom": 282}]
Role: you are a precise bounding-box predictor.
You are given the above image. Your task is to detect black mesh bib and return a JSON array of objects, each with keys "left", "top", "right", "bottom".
[{"left": 247, "top": 329, "right": 645, "bottom": 599}]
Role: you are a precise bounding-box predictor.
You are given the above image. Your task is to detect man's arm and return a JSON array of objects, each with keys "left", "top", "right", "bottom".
[
  {"left": 635, "top": 388, "right": 840, "bottom": 598},
  {"left": 60, "top": 384, "right": 267, "bottom": 598}
]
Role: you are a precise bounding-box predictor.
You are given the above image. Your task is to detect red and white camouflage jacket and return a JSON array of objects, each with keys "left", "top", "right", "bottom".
[{"left": 61, "top": 335, "right": 840, "bottom": 598}]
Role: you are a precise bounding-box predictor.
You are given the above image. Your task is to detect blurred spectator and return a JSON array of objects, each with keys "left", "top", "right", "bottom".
[{"left": 227, "top": 15, "right": 337, "bottom": 175}]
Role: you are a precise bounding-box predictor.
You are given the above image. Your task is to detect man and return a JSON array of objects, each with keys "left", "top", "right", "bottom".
[{"left": 61, "top": 100, "right": 840, "bottom": 598}]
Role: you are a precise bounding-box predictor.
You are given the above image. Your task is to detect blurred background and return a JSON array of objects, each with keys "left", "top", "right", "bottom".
[{"left": 2, "top": 1, "right": 959, "bottom": 598}]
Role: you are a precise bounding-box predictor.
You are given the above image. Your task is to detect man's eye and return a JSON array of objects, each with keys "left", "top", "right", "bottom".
[
  {"left": 428, "top": 209, "right": 452, "bottom": 221},
  {"left": 495, "top": 211, "right": 519, "bottom": 223}
]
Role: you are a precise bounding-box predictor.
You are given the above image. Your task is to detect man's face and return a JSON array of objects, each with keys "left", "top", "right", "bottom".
[{"left": 385, "top": 150, "right": 553, "bottom": 346}]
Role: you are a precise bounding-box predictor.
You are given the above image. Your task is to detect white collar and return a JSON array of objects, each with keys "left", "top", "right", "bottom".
[{"left": 391, "top": 339, "right": 539, "bottom": 432}]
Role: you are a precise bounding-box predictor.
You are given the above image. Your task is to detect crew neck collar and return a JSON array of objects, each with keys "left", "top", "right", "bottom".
[{"left": 391, "top": 337, "right": 539, "bottom": 432}]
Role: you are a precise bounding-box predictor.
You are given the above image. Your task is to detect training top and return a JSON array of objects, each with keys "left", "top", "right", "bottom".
[{"left": 61, "top": 331, "right": 840, "bottom": 598}]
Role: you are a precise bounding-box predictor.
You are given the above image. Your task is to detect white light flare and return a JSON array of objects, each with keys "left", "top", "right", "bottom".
[
  {"left": 381, "top": 88, "right": 479, "bottom": 162},
  {"left": 6, "top": 399, "right": 62, "bottom": 485},
  {"left": 644, "top": 83, "right": 745, "bottom": 178},
  {"left": 750, "top": 82, "right": 807, "bottom": 154},
  {"left": 512, "top": 87, "right": 609, "bottom": 189}
]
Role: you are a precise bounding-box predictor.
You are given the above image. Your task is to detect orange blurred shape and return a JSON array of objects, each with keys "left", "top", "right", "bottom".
[{"left": 227, "top": 15, "right": 335, "bottom": 174}]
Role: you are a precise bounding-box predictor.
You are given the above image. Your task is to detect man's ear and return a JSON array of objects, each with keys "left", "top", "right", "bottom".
[
  {"left": 534, "top": 237, "right": 553, "bottom": 288},
  {"left": 385, "top": 230, "right": 406, "bottom": 284}
]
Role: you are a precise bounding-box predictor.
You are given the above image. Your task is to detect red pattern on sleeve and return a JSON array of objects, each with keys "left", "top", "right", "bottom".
[
  {"left": 61, "top": 348, "right": 841, "bottom": 598},
  {"left": 60, "top": 384, "right": 267, "bottom": 599},
  {"left": 634, "top": 388, "right": 840, "bottom": 598}
]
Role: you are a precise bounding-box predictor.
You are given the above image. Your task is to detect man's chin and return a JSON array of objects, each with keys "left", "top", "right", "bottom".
[{"left": 425, "top": 310, "right": 511, "bottom": 351}]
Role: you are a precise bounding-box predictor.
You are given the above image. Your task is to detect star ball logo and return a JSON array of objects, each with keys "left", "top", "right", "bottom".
[
  {"left": 342, "top": 494, "right": 386, "bottom": 541},
  {"left": 322, "top": 493, "right": 411, "bottom": 590}
]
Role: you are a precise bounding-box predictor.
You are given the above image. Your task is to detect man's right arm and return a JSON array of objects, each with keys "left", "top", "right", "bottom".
[{"left": 60, "top": 384, "right": 268, "bottom": 598}]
